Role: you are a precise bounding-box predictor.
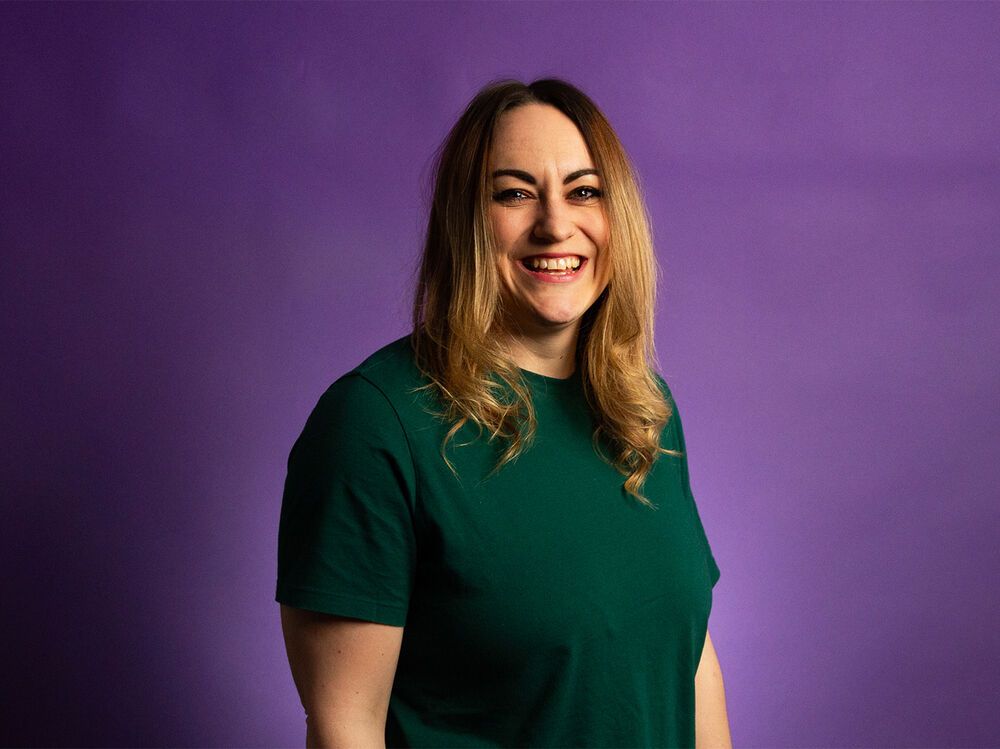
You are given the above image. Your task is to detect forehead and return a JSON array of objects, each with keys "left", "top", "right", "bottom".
[{"left": 489, "top": 103, "right": 594, "bottom": 169}]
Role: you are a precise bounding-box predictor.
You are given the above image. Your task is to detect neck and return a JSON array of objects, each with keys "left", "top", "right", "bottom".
[{"left": 501, "top": 323, "right": 580, "bottom": 379}]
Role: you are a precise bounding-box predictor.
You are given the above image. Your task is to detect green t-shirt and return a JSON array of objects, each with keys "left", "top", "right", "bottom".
[{"left": 276, "top": 335, "right": 720, "bottom": 748}]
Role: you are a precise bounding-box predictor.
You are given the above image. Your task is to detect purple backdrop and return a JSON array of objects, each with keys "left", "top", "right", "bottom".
[{"left": 2, "top": 2, "right": 998, "bottom": 746}]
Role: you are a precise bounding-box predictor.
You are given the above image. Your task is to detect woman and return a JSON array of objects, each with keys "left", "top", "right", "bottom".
[{"left": 276, "top": 78, "right": 731, "bottom": 748}]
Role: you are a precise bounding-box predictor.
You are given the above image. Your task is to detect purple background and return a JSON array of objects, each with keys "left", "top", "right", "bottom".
[{"left": 2, "top": 2, "right": 998, "bottom": 746}]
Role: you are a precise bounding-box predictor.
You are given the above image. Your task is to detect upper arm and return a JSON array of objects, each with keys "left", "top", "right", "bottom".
[
  {"left": 696, "top": 628, "right": 722, "bottom": 683},
  {"left": 695, "top": 629, "right": 732, "bottom": 748},
  {"left": 280, "top": 605, "right": 404, "bottom": 729},
  {"left": 276, "top": 373, "right": 418, "bottom": 625},
  {"left": 275, "top": 373, "right": 417, "bottom": 738}
]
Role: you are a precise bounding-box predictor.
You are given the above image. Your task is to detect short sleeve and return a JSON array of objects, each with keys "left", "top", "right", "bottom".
[
  {"left": 275, "top": 373, "right": 418, "bottom": 626},
  {"left": 655, "top": 374, "right": 722, "bottom": 589}
]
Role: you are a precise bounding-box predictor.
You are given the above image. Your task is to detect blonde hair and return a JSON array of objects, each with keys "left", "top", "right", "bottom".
[{"left": 410, "top": 78, "right": 679, "bottom": 508}]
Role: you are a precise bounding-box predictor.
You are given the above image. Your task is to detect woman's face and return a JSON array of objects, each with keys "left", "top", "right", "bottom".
[{"left": 487, "top": 103, "right": 611, "bottom": 341}]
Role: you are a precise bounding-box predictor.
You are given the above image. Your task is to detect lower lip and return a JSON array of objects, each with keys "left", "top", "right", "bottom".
[{"left": 517, "top": 257, "right": 588, "bottom": 284}]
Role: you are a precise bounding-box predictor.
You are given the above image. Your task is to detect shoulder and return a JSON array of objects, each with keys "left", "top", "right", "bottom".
[
  {"left": 354, "top": 334, "right": 422, "bottom": 384},
  {"left": 649, "top": 369, "right": 677, "bottom": 407},
  {"left": 295, "top": 337, "right": 409, "bottom": 437},
  {"left": 304, "top": 334, "right": 432, "bottom": 445},
  {"left": 310, "top": 370, "right": 401, "bottom": 435},
  {"left": 349, "top": 334, "right": 431, "bottom": 410},
  {"left": 312, "top": 334, "right": 423, "bottom": 411},
  {"left": 648, "top": 369, "right": 687, "bottom": 452},
  {"left": 291, "top": 346, "right": 418, "bottom": 495}
]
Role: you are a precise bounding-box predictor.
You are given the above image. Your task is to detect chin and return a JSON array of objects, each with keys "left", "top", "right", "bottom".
[
  {"left": 534, "top": 311, "right": 582, "bottom": 327},
  {"left": 506, "top": 297, "right": 589, "bottom": 331}
]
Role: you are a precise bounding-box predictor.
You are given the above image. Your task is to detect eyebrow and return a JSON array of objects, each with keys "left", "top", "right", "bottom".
[{"left": 491, "top": 168, "right": 600, "bottom": 185}]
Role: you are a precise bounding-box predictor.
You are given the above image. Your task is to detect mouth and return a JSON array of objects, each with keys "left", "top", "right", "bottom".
[{"left": 517, "top": 254, "right": 588, "bottom": 283}]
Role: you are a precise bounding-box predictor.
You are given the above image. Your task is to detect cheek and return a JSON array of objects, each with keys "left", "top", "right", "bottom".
[
  {"left": 488, "top": 209, "right": 517, "bottom": 251},
  {"left": 580, "top": 209, "right": 610, "bottom": 252},
  {"left": 590, "top": 230, "right": 611, "bottom": 281},
  {"left": 595, "top": 214, "right": 611, "bottom": 250},
  {"left": 592, "top": 219, "right": 613, "bottom": 284}
]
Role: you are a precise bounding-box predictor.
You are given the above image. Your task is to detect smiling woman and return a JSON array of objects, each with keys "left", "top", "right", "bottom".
[{"left": 276, "top": 78, "right": 730, "bottom": 749}]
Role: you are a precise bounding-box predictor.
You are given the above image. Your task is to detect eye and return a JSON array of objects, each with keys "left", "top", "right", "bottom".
[
  {"left": 571, "top": 186, "right": 603, "bottom": 202},
  {"left": 492, "top": 188, "right": 532, "bottom": 204}
]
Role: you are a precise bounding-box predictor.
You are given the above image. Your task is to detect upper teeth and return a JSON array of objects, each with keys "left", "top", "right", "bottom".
[{"left": 527, "top": 256, "right": 581, "bottom": 270}]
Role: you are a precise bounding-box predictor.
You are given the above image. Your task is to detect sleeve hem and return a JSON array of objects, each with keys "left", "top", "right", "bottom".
[{"left": 275, "top": 582, "right": 408, "bottom": 627}]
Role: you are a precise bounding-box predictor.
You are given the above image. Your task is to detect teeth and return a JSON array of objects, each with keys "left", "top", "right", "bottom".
[{"left": 528, "top": 256, "right": 581, "bottom": 271}]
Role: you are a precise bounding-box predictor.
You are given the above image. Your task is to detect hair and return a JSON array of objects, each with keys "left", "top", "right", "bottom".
[{"left": 409, "top": 77, "right": 679, "bottom": 508}]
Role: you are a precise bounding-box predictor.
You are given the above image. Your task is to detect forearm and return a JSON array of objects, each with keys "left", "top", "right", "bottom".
[{"left": 695, "top": 630, "right": 732, "bottom": 748}]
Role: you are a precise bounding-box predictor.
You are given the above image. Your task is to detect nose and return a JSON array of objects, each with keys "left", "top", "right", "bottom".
[{"left": 531, "top": 196, "right": 575, "bottom": 244}]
